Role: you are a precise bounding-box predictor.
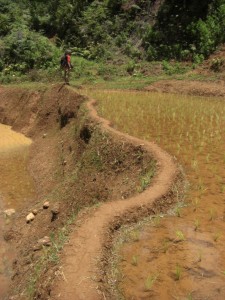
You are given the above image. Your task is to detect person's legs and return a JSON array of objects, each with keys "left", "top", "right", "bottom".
[{"left": 64, "top": 67, "right": 70, "bottom": 84}]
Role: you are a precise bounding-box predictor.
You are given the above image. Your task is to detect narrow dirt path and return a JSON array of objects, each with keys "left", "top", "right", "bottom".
[{"left": 51, "top": 93, "right": 178, "bottom": 300}]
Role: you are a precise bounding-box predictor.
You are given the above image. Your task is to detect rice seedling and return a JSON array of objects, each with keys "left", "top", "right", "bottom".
[
  {"left": 194, "top": 219, "right": 200, "bottom": 231},
  {"left": 174, "top": 264, "right": 182, "bottom": 281},
  {"left": 131, "top": 255, "right": 139, "bottom": 266},
  {"left": 197, "top": 179, "right": 207, "bottom": 195},
  {"left": 221, "top": 184, "right": 225, "bottom": 194},
  {"left": 175, "top": 230, "right": 185, "bottom": 242},
  {"left": 209, "top": 208, "right": 217, "bottom": 221},
  {"left": 187, "top": 292, "right": 194, "bottom": 300},
  {"left": 161, "top": 238, "right": 171, "bottom": 253},
  {"left": 192, "top": 197, "right": 200, "bottom": 212},
  {"left": 144, "top": 274, "right": 158, "bottom": 291},
  {"left": 197, "top": 250, "right": 203, "bottom": 262},
  {"left": 213, "top": 232, "right": 221, "bottom": 242}
]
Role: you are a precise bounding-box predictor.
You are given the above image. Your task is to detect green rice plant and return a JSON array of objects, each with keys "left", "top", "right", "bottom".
[
  {"left": 174, "top": 264, "right": 182, "bottom": 281},
  {"left": 221, "top": 184, "right": 225, "bottom": 194},
  {"left": 131, "top": 255, "right": 139, "bottom": 266},
  {"left": 194, "top": 219, "right": 200, "bottom": 231},
  {"left": 209, "top": 208, "right": 216, "bottom": 221},
  {"left": 161, "top": 239, "right": 171, "bottom": 253},
  {"left": 197, "top": 179, "right": 207, "bottom": 195},
  {"left": 191, "top": 159, "right": 198, "bottom": 170},
  {"left": 144, "top": 274, "right": 158, "bottom": 291},
  {"left": 187, "top": 292, "right": 194, "bottom": 300},
  {"left": 137, "top": 168, "right": 155, "bottom": 193},
  {"left": 175, "top": 230, "right": 185, "bottom": 242},
  {"left": 213, "top": 232, "right": 221, "bottom": 242},
  {"left": 192, "top": 197, "right": 200, "bottom": 212}
]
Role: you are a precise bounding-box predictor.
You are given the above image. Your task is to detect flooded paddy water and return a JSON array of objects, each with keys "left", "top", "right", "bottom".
[
  {"left": 85, "top": 90, "right": 225, "bottom": 300},
  {"left": 0, "top": 124, "right": 35, "bottom": 299}
]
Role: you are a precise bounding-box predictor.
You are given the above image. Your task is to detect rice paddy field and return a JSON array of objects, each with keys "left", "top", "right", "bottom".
[{"left": 85, "top": 89, "right": 225, "bottom": 300}]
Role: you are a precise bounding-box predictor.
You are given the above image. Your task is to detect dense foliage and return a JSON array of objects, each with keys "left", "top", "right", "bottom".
[{"left": 0, "top": 0, "right": 224, "bottom": 79}]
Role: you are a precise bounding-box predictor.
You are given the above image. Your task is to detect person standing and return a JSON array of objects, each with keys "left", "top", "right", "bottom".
[{"left": 60, "top": 50, "right": 73, "bottom": 84}]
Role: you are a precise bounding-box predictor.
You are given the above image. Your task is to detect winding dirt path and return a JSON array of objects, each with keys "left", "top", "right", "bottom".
[{"left": 51, "top": 92, "right": 178, "bottom": 300}]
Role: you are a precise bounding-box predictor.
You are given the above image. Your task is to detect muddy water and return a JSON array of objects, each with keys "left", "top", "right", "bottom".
[
  {"left": 85, "top": 90, "right": 225, "bottom": 300},
  {"left": 0, "top": 124, "right": 35, "bottom": 299}
]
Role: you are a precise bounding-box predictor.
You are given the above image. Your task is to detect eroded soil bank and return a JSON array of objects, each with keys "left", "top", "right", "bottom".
[{"left": 0, "top": 84, "right": 164, "bottom": 300}]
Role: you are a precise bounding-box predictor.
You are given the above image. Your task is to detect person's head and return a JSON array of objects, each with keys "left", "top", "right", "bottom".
[{"left": 65, "top": 49, "right": 72, "bottom": 55}]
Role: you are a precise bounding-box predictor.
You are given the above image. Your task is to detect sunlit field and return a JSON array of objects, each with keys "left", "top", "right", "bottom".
[{"left": 85, "top": 89, "right": 225, "bottom": 299}]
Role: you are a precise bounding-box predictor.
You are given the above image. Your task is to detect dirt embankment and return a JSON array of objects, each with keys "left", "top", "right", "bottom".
[
  {"left": 145, "top": 79, "right": 225, "bottom": 97},
  {"left": 0, "top": 84, "right": 181, "bottom": 300}
]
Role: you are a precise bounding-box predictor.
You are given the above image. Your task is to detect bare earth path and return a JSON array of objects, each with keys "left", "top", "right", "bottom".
[{"left": 51, "top": 91, "right": 178, "bottom": 300}]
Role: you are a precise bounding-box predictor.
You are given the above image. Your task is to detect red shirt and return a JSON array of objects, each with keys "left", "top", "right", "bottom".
[{"left": 66, "top": 54, "right": 71, "bottom": 63}]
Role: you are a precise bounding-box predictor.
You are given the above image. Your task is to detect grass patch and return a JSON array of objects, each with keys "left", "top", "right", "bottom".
[{"left": 26, "top": 208, "right": 78, "bottom": 299}]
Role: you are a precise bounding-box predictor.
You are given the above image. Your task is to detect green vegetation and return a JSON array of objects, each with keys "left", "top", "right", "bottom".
[
  {"left": 137, "top": 164, "right": 155, "bottom": 193},
  {"left": 131, "top": 255, "right": 139, "bottom": 266},
  {"left": 175, "top": 230, "right": 185, "bottom": 242},
  {"left": 0, "top": 0, "right": 225, "bottom": 83},
  {"left": 174, "top": 264, "right": 182, "bottom": 281},
  {"left": 26, "top": 208, "right": 78, "bottom": 299},
  {"left": 144, "top": 274, "right": 158, "bottom": 291}
]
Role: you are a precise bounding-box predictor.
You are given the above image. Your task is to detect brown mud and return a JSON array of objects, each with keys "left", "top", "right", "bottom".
[{"left": 0, "top": 124, "right": 34, "bottom": 299}]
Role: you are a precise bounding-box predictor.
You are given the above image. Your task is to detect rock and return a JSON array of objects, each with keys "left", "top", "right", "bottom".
[
  {"left": 4, "top": 230, "right": 14, "bottom": 241},
  {"left": 26, "top": 213, "right": 35, "bottom": 223},
  {"left": 4, "top": 209, "right": 16, "bottom": 217},
  {"left": 34, "top": 236, "right": 51, "bottom": 251},
  {"left": 51, "top": 204, "right": 60, "bottom": 221},
  {"left": 51, "top": 204, "right": 60, "bottom": 215},
  {"left": 32, "top": 209, "right": 38, "bottom": 215},
  {"left": 42, "top": 133, "right": 47, "bottom": 138},
  {"left": 43, "top": 201, "right": 50, "bottom": 209},
  {"left": 38, "top": 236, "right": 51, "bottom": 246}
]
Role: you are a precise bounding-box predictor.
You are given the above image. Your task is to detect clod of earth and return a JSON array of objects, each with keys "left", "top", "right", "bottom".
[
  {"left": 43, "top": 201, "right": 50, "bottom": 209},
  {"left": 32, "top": 209, "right": 38, "bottom": 215},
  {"left": 4, "top": 209, "right": 16, "bottom": 217},
  {"left": 26, "top": 212, "right": 35, "bottom": 223}
]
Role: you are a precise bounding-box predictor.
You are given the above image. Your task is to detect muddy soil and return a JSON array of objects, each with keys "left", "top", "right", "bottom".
[{"left": 0, "top": 124, "right": 34, "bottom": 299}]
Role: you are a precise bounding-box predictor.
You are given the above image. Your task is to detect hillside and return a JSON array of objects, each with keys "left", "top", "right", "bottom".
[{"left": 0, "top": 0, "right": 225, "bottom": 82}]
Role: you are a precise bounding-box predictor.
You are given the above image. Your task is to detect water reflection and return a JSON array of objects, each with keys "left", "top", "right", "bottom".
[{"left": 0, "top": 124, "right": 35, "bottom": 299}]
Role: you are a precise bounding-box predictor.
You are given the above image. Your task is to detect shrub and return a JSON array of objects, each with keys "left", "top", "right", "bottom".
[
  {"left": 126, "top": 60, "right": 135, "bottom": 75},
  {"left": 210, "top": 58, "right": 224, "bottom": 72},
  {"left": 2, "top": 26, "right": 60, "bottom": 73}
]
